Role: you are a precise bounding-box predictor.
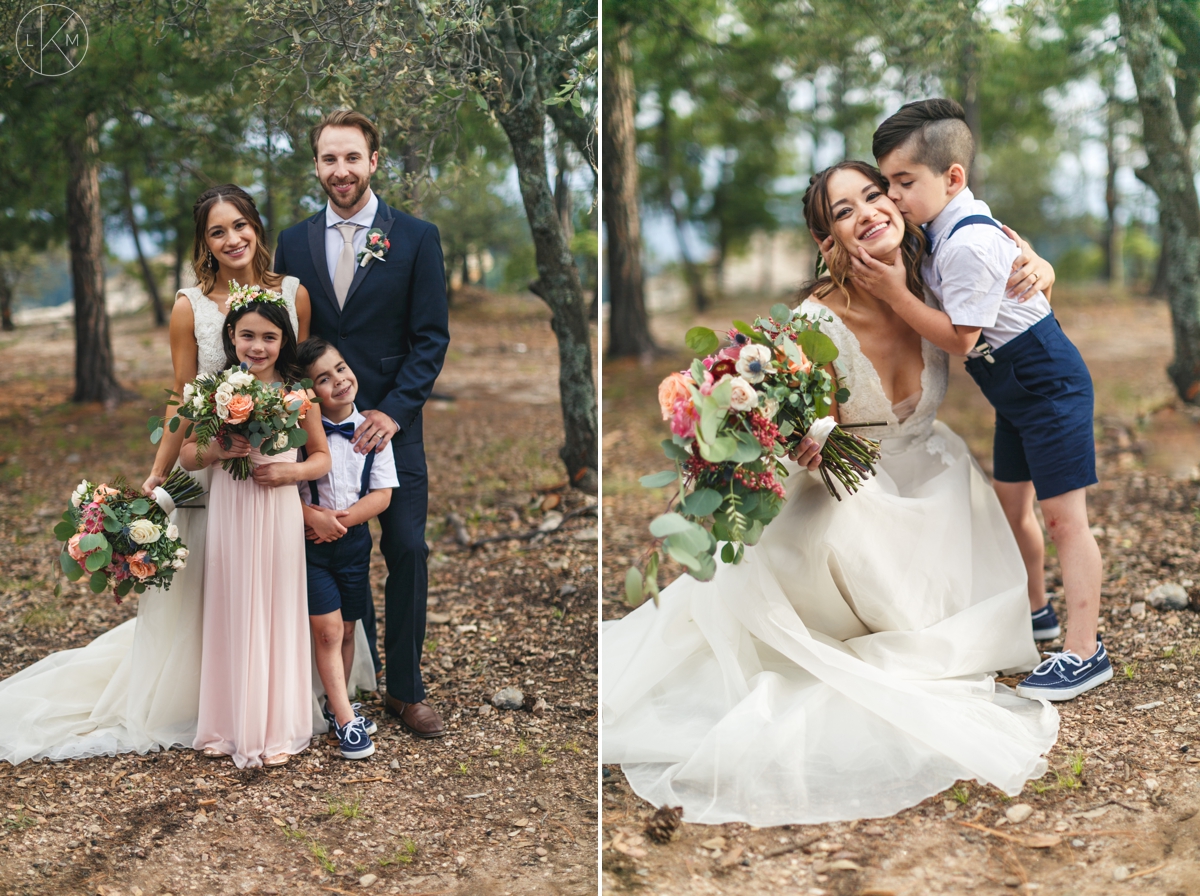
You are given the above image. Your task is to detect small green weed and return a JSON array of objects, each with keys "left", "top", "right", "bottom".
[
  {"left": 327, "top": 795, "right": 363, "bottom": 819},
  {"left": 562, "top": 740, "right": 580, "bottom": 754},
  {"left": 379, "top": 838, "right": 418, "bottom": 866},
  {"left": 4, "top": 810, "right": 36, "bottom": 831},
  {"left": 513, "top": 738, "right": 528, "bottom": 756},
  {"left": 1163, "top": 646, "right": 1176, "bottom": 658},
  {"left": 1123, "top": 662, "right": 1139, "bottom": 680},
  {"left": 950, "top": 785, "right": 970, "bottom": 805}
]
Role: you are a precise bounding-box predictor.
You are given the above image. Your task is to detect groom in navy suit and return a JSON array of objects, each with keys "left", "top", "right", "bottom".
[{"left": 275, "top": 110, "right": 450, "bottom": 737}]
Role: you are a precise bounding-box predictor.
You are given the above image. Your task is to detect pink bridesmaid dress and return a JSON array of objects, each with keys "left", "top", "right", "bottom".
[{"left": 194, "top": 447, "right": 312, "bottom": 767}]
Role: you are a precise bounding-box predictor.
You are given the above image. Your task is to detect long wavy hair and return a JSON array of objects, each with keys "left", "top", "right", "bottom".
[
  {"left": 799, "top": 161, "right": 926, "bottom": 311},
  {"left": 191, "top": 184, "right": 282, "bottom": 296},
  {"left": 222, "top": 301, "right": 302, "bottom": 384}
]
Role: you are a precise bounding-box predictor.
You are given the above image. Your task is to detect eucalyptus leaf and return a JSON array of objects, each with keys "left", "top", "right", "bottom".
[
  {"left": 115, "top": 579, "right": 135, "bottom": 598},
  {"left": 85, "top": 551, "right": 110, "bottom": 573},
  {"left": 648, "top": 512, "right": 697, "bottom": 538},
  {"left": 640, "top": 470, "right": 678, "bottom": 489},
  {"left": 249, "top": 432, "right": 265, "bottom": 449},
  {"left": 709, "top": 377, "right": 733, "bottom": 410},
  {"left": 150, "top": 427, "right": 163, "bottom": 445},
  {"left": 666, "top": 526, "right": 712, "bottom": 559},
  {"left": 53, "top": 521, "right": 75, "bottom": 541},
  {"left": 697, "top": 435, "right": 737, "bottom": 463},
  {"left": 685, "top": 326, "right": 719, "bottom": 356},
  {"left": 721, "top": 542, "right": 735, "bottom": 564},
  {"left": 89, "top": 571, "right": 109, "bottom": 594},
  {"left": 60, "top": 552, "right": 83, "bottom": 581},
  {"left": 678, "top": 488, "right": 723, "bottom": 517},
  {"left": 79, "top": 533, "right": 108, "bottom": 552},
  {"left": 130, "top": 499, "right": 150, "bottom": 516},
  {"left": 665, "top": 541, "right": 702, "bottom": 574},
  {"left": 797, "top": 330, "right": 839, "bottom": 367},
  {"left": 624, "top": 567, "right": 644, "bottom": 607},
  {"left": 661, "top": 439, "right": 691, "bottom": 462},
  {"left": 770, "top": 303, "right": 793, "bottom": 324},
  {"left": 743, "top": 519, "right": 765, "bottom": 546}
]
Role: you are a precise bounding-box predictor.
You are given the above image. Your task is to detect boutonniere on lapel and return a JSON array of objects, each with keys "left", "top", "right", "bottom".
[{"left": 357, "top": 228, "right": 390, "bottom": 268}]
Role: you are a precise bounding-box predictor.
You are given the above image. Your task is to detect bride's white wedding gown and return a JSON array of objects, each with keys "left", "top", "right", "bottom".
[
  {"left": 602, "top": 299, "right": 1059, "bottom": 826},
  {"left": 0, "top": 278, "right": 375, "bottom": 765}
]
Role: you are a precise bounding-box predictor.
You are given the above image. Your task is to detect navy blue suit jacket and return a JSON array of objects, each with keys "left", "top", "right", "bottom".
[{"left": 275, "top": 200, "right": 449, "bottom": 445}]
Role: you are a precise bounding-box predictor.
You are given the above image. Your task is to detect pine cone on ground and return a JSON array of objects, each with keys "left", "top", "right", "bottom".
[{"left": 644, "top": 805, "right": 683, "bottom": 843}]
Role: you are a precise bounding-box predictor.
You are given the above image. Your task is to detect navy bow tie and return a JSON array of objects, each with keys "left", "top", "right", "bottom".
[{"left": 323, "top": 420, "right": 357, "bottom": 438}]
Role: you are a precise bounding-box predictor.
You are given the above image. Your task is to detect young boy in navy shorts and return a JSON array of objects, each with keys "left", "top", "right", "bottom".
[
  {"left": 851, "top": 98, "right": 1110, "bottom": 701},
  {"left": 298, "top": 337, "right": 400, "bottom": 756}
]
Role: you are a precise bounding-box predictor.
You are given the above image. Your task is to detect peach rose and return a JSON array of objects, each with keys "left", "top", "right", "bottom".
[
  {"left": 128, "top": 551, "right": 157, "bottom": 580},
  {"left": 92, "top": 484, "right": 119, "bottom": 503},
  {"left": 282, "top": 390, "right": 312, "bottom": 420},
  {"left": 225, "top": 393, "right": 255, "bottom": 425},
  {"left": 657, "top": 372, "right": 693, "bottom": 421},
  {"left": 67, "top": 533, "right": 88, "bottom": 563}
]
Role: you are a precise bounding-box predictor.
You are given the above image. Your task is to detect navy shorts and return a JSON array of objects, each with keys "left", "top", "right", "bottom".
[
  {"left": 306, "top": 523, "right": 373, "bottom": 620},
  {"left": 964, "top": 314, "right": 1097, "bottom": 500}
]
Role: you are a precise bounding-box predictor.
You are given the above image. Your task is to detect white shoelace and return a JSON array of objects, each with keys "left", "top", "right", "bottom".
[{"left": 1031, "top": 649, "right": 1083, "bottom": 676}]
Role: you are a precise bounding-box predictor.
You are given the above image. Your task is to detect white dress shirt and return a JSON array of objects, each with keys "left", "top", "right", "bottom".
[
  {"left": 300, "top": 406, "right": 399, "bottom": 512},
  {"left": 324, "top": 190, "right": 380, "bottom": 288},
  {"left": 920, "top": 187, "right": 1051, "bottom": 353}
]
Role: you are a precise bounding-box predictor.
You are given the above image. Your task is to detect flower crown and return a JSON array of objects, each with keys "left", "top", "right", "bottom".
[{"left": 224, "top": 280, "right": 287, "bottom": 314}]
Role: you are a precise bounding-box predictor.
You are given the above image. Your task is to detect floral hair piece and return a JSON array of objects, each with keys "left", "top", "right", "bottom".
[{"left": 224, "top": 280, "right": 288, "bottom": 314}]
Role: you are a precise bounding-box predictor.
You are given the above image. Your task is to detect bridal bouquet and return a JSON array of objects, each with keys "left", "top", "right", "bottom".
[
  {"left": 54, "top": 470, "right": 204, "bottom": 601},
  {"left": 151, "top": 364, "right": 314, "bottom": 481},
  {"left": 627, "top": 302, "right": 881, "bottom": 605}
]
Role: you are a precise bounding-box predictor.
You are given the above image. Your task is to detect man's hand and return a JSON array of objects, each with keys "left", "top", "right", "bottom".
[
  {"left": 849, "top": 246, "right": 909, "bottom": 304},
  {"left": 787, "top": 437, "right": 823, "bottom": 471},
  {"left": 1003, "top": 225, "right": 1055, "bottom": 302},
  {"left": 251, "top": 462, "right": 294, "bottom": 488},
  {"left": 305, "top": 507, "right": 349, "bottom": 543},
  {"left": 352, "top": 409, "right": 399, "bottom": 455}
]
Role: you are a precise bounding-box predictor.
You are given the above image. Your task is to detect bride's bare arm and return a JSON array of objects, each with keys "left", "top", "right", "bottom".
[{"left": 143, "top": 296, "right": 200, "bottom": 494}]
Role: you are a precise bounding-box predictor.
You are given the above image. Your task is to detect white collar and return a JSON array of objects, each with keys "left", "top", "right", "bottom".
[
  {"left": 321, "top": 403, "right": 363, "bottom": 427},
  {"left": 324, "top": 190, "right": 379, "bottom": 231},
  {"left": 925, "top": 186, "right": 977, "bottom": 246}
]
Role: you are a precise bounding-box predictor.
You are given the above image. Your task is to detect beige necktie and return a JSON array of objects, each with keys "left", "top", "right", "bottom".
[{"left": 333, "top": 222, "right": 360, "bottom": 308}]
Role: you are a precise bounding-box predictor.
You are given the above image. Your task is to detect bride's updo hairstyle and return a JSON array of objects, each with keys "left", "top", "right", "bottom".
[
  {"left": 191, "top": 184, "right": 283, "bottom": 296},
  {"left": 222, "top": 301, "right": 303, "bottom": 384},
  {"left": 799, "top": 160, "right": 926, "bottom": 310}
]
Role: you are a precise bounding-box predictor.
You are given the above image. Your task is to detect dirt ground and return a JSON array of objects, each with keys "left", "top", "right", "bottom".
[
  {"left": 602, "top": 286, "right": 1200, "bottom": 895},
  {"left": 0, "top": 290, "right": 599, "bottom": 895}
]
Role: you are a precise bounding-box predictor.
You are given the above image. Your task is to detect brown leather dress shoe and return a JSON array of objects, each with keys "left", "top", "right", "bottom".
[{"left": 384, "top": 694, "right": 446, "bottom": 738}]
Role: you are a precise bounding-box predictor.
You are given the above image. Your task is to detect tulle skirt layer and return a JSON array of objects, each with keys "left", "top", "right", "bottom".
[{"left": 602, "top": 421, "right": 1059, "bottom": 826}]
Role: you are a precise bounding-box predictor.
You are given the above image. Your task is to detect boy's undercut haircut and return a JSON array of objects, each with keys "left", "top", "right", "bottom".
[
  {"left": 873, "top": 98, "right": 975, "bottom": 177},
  {"left": 297, "top": 336, "right": 335, "bottom": 373}
]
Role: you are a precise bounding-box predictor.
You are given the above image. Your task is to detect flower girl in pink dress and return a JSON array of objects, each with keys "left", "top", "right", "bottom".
[{"left": 182, "top": 295, "right": 331, "bottom": 767}]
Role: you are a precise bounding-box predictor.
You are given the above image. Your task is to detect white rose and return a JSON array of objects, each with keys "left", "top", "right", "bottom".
[
  {"left": 174, "top": 547, "right": 189, "bottom": 560},
  {"left": 192, "top": 394, "right": 205, "bottom": 411},
  {"left": 172, "top": 558, "right": 186, "bottom": 570},
  {"left": 735, "top": 344, "right": 775, "bottom": 384},
  {"left": 75, "top": 480, "right": 89, "bottom": 495},
  {"left": 728, "top": 376, "right": 759, "bottom": 412},
  {"left": 227, "top": 370, "right": 255, "bottom": 388},
  {"left": 71, "top": 492, "right": 82, "bottom": 508},
  {"left": 181, "top": 383, "right": 195, "bottom": 402},
  {"left": 274, "top": 431, "right": 289, "bottom": 450},
  {"left": 215, "top": 404, "right": 229, "bottom": 420},
  {"left": 166, "top": 523, "right": 179, "bottom": 540},
  {"left": 216, "top": 382, "right": 234, "bottom": 396},
  {"left": 213, "top": 390, "right": 232, "bottom": 409},
  {"left": 762, "top": 397, "right": 779, "bottom": 420},
  {"left": 128, "top": 519, "right": 162, "bottom": 545}
]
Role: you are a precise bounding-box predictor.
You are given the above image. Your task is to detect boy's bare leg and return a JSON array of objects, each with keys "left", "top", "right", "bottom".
[
  {"left": 993, "top": 479, "right": 1047, "bottom": 612},
  {"left": 1040, "top": 487, "right": 1101, "bottom": 658},
  {"left": 312, "top": 612, "right": 355, "bottom": 726},
  {"left": 341, "top": 620, "right": 357, "bottom": 686}
]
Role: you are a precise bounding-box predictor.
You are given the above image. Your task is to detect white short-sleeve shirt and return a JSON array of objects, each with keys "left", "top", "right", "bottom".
[
  {"left": 920, "top": 187, "right": 1051, "bottom": 353},
  {"left": 300, "top": 406, "right": 399, "bottom": 512}
]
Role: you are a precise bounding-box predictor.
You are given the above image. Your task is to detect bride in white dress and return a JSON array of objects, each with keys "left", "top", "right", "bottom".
[
  {"left": 0, "top": 185, "right": 373, "bottom": 764},
  {"left": 602, "top": 161, "right": 1060, "bottom": 826}
]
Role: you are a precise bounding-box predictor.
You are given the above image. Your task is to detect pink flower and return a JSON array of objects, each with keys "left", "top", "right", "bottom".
[
  {"left": 669, "top": 398, "right": 700, "bottom": 440},
  {"left": 697, "top": 369, "right": 716, "bottom": 397},
  {"left": 110, "top": 554, "right": 131, "bottom": 583},
  {"left": 717, "top": 344, "right": 742, "bottom": 362},
  {"left": 81, "top": 503, "right": 105, "bottom": 534},
  {"left": 702, "top": 357, "right": 715, "bottom": 370},
  {"left": 67, "top": 534, "right": 89, "bottom": 563},
  {"left": 657, "top": 372, "right": 693, "bottom": 421}
]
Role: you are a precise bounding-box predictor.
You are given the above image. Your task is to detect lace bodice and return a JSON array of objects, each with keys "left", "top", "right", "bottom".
[
  {"left": 180, "top": 276, "right": 301, "bottom": 377},
  {"left": 798, "top": 298, "right": 948, "bottom": 444}
]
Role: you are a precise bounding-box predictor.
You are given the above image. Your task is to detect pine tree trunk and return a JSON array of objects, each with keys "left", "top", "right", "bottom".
[
  {"left": 1119, "top": 0, "right": 1200, "bottom": 402},
  {"left": 657, "top": 108, "right": 709, "bottom": 311},
  {"left": 0, "top": 264, "right": 14, "bottom": 331},
  {"left": 66, "top": 112, "right": 125, "bottom": 405},
  {"left": 555, "top": 137, "right": 575, "bottom": 244},
  {"left": 489, "top": 4, "right": 598, "bottom": 491},
  {"left": 602, "top": 20, "right": 656, "bottom": 359},
  {"left": 122, "top": 165, "right": 165, "bottom": 326},
  {"left": 1103, "top": 93, "right": 1123, "bottom": 286}
]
